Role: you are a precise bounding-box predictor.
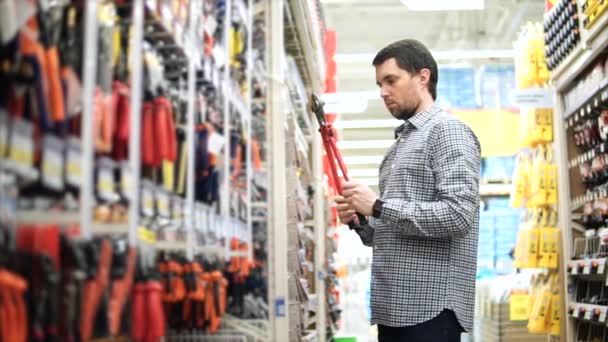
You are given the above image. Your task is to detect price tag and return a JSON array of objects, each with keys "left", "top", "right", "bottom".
[
  {"left": 570, "top": 261, "right": 578, "bottom": 275},
  {"left": 97, "top": 158, "right": 116, "bottom": 202},
  {"left": 156, "top": 188, "right": 170, "bottom": 218},
  {"left": 583, "top": 260, "right": 592, "bottom": 274},
  {"left": 0, "top": 109, "right": 8, "bottom": 158},
  {"left": 138, "top": 226, "right": 157, "bottom": 244},
  {"left": 171, "top": 196, "right": 183, "bottom": 221},
  {"left": 41, "top": 135, "right": 65, "bottom": 191},
  {"left": 509, "top": 293, "right": 530, "bottom": 321},
  {"left": 207, "top": 131, "right": 225, "bottom": 155},
  {"left": 600, "top": 307, "right": 608, "bottom": 322},
  {"left": 141, "top": 183, "right": 155, "bottom": 217},
  {"left": 584, "top": 305, "right": 593, "bottom": 320},
  {"left": 65, "top": 137, "right": 82, "bottom": 187},
  {"left": 8, "top": 117, "right": 34, "bottom": 174},
  {"left": 120, "top": 162, "right": 133, "bottom": 200}
]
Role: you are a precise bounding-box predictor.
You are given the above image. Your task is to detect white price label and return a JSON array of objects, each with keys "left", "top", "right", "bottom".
[
  {"left": 512, "top": 88, "right": 554, "bottom": 109},
  {"left": 570, "top": 261, "right": 578, "bottom": 275},
  {"left": 156, "top": 188, "right": 170, "bottom": 218},
  {"left": 207, "top": 131, "right": 225, "bottom": 155},
  {"left": 570, "top": 303, "right": 579, "bottom": 318},
  {"left": 584, "top": 305, "right": 593, "bottom": 320},
  {"left": 97, "top": 168, "right": 115, "bottom": 202},
  {"left": 599, "top": 307, "right": 607, "bottom": 322},
  {"left": 66, "top": 137, "right": 82, "bottom": 187},
  {"left": 583, "top": 260, "right": 592, "bottom": 275},
  {"left": 596, "top": 259, "right": 606, "bottom": 274},
  {"left": 120, "top": 162, "right": 133, "bottom": 200},
  {"left": 41, "top": 135, "right": 65, "bottom": 191},
  {"left": 141, "top": 184, "right": 155, "bottom": 217},
  {"left": 0, "top": 109, "right": 8, "bottom": 158},
  {"left": 172, "top": 196, "right": 183, "bottom": 221},
  {"left": 9, "top": 117, "right": 34, "bottom": 174}
]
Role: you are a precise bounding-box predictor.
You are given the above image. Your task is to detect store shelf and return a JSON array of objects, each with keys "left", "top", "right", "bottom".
[
  {"left": 563, "top": 78, "right": 608, "bottom": 120},
  {"left": 567, "top": 258, "right": 608, "bottom": 278},
  {"left": 551, "top": 13, "right": 608, "bottom": 91},
  {"left": 568, "top": 302, "right": 608, "bottom": 324},
  {"left": 223, "top": 314, "right": 269, "bottom": 341},
  {"left": 16, "top": 210, "right": 80, "bottom": 225},
  {"left": 155, "top": 241, "right": 188, "bottom": 251}
]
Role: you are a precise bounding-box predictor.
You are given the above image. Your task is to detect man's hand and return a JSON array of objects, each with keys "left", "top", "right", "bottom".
[
  {"left": 335, "top": 196, "right": 361, "bottom": 225},
  {"left": 342, "top": 181, "right": 378, "bottom": 217}
]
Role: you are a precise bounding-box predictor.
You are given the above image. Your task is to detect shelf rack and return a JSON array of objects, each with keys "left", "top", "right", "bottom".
[{"left": 552, "top": 7, "right": 608, "bottom": 342}]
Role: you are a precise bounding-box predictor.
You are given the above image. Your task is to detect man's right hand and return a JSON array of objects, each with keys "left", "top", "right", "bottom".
[{"left": 335, "top": 196, "right": 361, "bottom": 226}]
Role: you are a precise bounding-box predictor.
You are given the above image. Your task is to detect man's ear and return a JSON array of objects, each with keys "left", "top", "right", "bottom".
[{"left": 418, "top": 68, "right": 431, "bottom": 89}]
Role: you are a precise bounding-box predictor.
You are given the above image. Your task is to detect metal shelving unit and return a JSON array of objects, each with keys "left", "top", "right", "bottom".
[{"left": 552, "top": 6, "right": 608, "bottom": 342}]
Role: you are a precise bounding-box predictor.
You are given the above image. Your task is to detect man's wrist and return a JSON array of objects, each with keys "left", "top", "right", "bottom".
[{"left": 372, "top": 198, "right": 385, "bottom": 219}]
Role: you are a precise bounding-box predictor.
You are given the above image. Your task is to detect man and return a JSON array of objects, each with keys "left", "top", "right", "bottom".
[{"left": 335, "top": 39, "right": 480, "bottom": 342}]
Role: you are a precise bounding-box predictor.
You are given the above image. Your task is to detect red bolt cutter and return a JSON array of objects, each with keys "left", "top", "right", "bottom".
[{"left": 311, "top": 94, "right": 368, "bottom": 230}]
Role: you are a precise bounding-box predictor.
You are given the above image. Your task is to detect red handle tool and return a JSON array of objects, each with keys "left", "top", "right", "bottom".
[{"left": 310, "top": 94, "right": 368, "bottom": 230}]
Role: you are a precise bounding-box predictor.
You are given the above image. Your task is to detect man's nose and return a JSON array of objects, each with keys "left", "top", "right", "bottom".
[{"left": 380, "top": 86, "right": 390, "bottom": 98}]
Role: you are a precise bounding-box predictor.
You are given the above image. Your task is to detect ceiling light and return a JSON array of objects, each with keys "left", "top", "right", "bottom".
[{"left": 400, "top": 0, "right": 484, "bottom": 11}]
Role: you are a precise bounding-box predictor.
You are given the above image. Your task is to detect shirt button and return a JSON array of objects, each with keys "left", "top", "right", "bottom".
[
  {"left": 392, "top": 164, "right": 395, "bottom": 169},
  {"left": 399, "top": 138, "right": 405, "bottom": 142}
]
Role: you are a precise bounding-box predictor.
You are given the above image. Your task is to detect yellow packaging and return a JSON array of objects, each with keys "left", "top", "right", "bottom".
[
  {"left": 514, "top": 225, "right": 531, "bottom": 269},
  {"left": 542, "top": 109, "right": 554, "bottom": 143},
  {"left": 545, "top": 162, "right": 558, "bottom": 205},
  {"left": 527, "top": 281, "right": 551, "bottom": 334},
  {"left": 549, "top": 291, "right": 561, "bottom": 335},
  {"left": 538, "top": 227, "right": 552, "bottom": 268},
  {"left": 510, "top": 291, "right": 531, "bottom": 321},
  {"left": 526, "top": 227, "right": 540, "bottom": 268}
]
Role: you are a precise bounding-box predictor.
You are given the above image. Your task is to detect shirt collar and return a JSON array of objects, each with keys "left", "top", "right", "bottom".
[{"left": 393, "top": 105, "right": 438, "bottom": 138}]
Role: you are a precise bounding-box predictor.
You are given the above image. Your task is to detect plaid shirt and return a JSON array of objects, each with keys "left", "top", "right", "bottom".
[{"left": 355, "top": 105, "right": 480, "bottom": 331}]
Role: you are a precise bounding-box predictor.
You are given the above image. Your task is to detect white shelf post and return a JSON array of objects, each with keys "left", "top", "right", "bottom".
[
  {"left": 80, "top": 0, "right": 99, "bottom": 239},
  {"left": 127, "top": 0, "right": 144, "bottom": 246},
  {"left": 267, "top": 0, "right": 289, "bottom": 339}
]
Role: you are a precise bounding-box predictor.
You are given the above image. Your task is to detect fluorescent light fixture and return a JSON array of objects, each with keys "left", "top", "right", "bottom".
[
  {"left": 333, "top": 119, "right": 402, "bottom": 129},
  {"left": 337, "top": 140, "right": 395, "bottom": 149},
  {"left": 343, "top": 156, "right": 384, "bottom": 164},
  {"left": 334, "top": 49, "right": 514, "bottom": 63},
  {"left": 400, "top": 0, "right": 484, "bottom": 11}
]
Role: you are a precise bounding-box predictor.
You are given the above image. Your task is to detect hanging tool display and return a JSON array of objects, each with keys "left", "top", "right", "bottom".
[{"left": 310, "top": 94, "right": 367, "bottom": 230}]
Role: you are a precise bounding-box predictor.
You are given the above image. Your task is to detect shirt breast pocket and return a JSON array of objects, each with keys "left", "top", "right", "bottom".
[{"left": 387, "top": 148, "right": 433, "bottom": 198}]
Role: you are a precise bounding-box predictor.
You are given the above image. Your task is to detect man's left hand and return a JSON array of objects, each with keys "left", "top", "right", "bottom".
[{"left": 342, "top": 181, "right": 378, "bottom": 217}]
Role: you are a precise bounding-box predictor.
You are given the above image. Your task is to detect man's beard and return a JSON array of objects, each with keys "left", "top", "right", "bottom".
[{"left": 390, "top": 105, "right": 417, "bottom": 120}]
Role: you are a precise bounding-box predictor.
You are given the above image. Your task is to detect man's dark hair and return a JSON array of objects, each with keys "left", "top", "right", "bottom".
[{"left": 372, "top": 39, "right": 438, "bottom": 100}]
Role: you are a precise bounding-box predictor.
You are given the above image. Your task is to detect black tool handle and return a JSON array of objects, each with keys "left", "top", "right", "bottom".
[{"left": 348, "top": 213, "right": 368, "bottom": 230}]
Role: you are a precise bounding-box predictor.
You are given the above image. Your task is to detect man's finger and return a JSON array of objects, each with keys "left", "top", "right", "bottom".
[
  {"left": 336, "top": 204, "right": 351, "bottom": 212},
  {"left": 342, "top": 181, "right": 357, "bottom": 190},
  {"left": 342, "top": 189, "right": 355, "bottom": 198},
  {"left": 334, "top": 196, "right": 347, "bottom": 204}
]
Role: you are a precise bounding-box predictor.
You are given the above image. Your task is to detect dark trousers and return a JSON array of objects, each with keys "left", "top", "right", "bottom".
[{"left": 377, "top": 309, "right": 464, "bottom": 342}]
